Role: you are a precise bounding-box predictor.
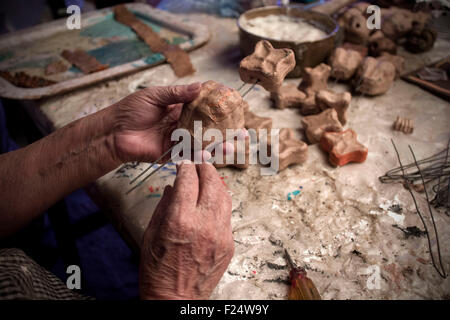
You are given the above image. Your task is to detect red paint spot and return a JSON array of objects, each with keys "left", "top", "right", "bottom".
[
  {"left": 149, "top": 186, "right": 154, "bottom": 193},
  {"left": 252, "top": 270, "right": 256, "bottom": 274}
]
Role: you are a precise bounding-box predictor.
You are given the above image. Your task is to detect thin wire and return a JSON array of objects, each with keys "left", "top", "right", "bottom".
[
  {"left": 241, "top": 82, "right": 257, "bottom": 98},
  {"left": 126, "top": 160, "right": 170, "bottom": 195},
  {"left": 129, "top": 145, "right": 175, "bottom": 185},
  {"left": 409, "top": 145, "right": 447, "bottom": 278},
  {"left": 236, "top": 82, "right": 246, "bottom": 92},
  {"left": 390, "top": 139, "right": 446, "bottom": 278}
]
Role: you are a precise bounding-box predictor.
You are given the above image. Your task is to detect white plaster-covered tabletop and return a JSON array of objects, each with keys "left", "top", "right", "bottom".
[{"left": 27, "top": 13, "right": 450, "bottom": 299}]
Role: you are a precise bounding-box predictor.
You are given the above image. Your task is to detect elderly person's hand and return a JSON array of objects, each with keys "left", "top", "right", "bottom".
[
  {"left": 139, "top": 162, "right": 234, "bottom": 299},
  {"left": 112, "top": 83, "right": 202, "bottom": 162}
]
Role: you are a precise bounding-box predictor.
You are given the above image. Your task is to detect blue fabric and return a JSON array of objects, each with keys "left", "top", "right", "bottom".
[{"left": 0, "top": 101, "right": 139, "bottom": 300}]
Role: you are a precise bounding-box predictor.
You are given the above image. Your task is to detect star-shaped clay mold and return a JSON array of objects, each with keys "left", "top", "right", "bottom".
[
  {"left": 316, "top": 89, "right": 352, "bottom": 125},
  {"left": 301, "top": 108, "right": 343, "bottom": 144},
  {"left": 239, "top": 40, "right": 296, "bottom": 92},
  {"left": 320, "top": 129, "right": 368, "bottom": 166},
  {"left": 271, "top": 83, "right": 306, "bottom": 110},
  {"left": 267, "top": 128, "right": 308, "bottom": 172}
]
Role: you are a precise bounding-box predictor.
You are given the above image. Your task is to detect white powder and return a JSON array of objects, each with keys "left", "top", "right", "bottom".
[{"left": 241, "top": 14, "right": 328, "bottom": 43}]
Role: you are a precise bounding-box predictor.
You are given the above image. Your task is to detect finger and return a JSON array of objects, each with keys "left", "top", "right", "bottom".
[
  {"left": 146, "top": 83, "right": 201, "bottom": 107},
  {"left": 171, "top": 162, "right": 199, "bottom": 208},
  {"left": 167, "top": 103, "right": 183, "bottom": 121},
  {"left": 195, "top": 162, "right": 226, "bottom": 209}
]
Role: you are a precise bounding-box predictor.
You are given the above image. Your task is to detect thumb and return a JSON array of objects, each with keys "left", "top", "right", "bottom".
[{"left": 147, "top": 82, "right": 201, "bottom": 106}]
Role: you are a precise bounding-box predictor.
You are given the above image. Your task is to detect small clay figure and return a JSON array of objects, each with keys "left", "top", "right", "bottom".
[
  {"left": 299, "top": 93, "right": 320, "bottom": 116},
  {"left": 320, "top": 129, "right": 368, "bottom": 166},
  {"left": 239, "top": 40, "right": 296, "bottom": 92},
  {"left": 301, "top": 108, "right": 343, "bottom": 144},
  {"left": 393, "top": 116, "right": 414, "bottom": 134},
  {"left": 271, "top": 84, "right": 306, "bottom": 109},
  {"left": 267, "top": 128, "right": 308, "bottom": 172},
  {"left": 382, "top": 8, "right": 430, "bottom": 40},
  {"left": 329, "top": 47, "right": 363, "bottom": 81},
  {"left": 354, "top": 57, "right": 396, "bottom": 96},
  {"left": 244, "top": 109, "right": 273, "bottom": 134},
  {"left": 404, "top": 28, "right": 437, "bottom": 53},
  {"left": 369, "top": 36, "right": 397, "bottom": 57},
  {"left": 298, "top": 63, "right": 331, "bottom": 94},
  {"left": 178, "top": 80, "right": 246, "bottom": 149},
  {"left": 378, "top": 52, "right": 404, "bottom": 78},
  {"left": 315, "top": 90, "right": 352, "bottom": 125},
  {"left": 337, "top": 7, "right": 371, "bottom": 44},
  {"left": 342, "top": 42, "right": 368, "bottom": 58},
  {"left": 296, "top": 63, "right": 332, "bottom": 116}
]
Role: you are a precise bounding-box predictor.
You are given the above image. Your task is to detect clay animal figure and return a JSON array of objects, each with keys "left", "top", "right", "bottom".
[
  {"left": 267, "top": 128, "right": 308, "bottom": 172},
  {"left": 178, "top": 81, "right": 248, "bottom": 168},
  {"left": 239, "top": 40, "right": 296, "bottom": 92},
  {"left": 329, "top": 47, "right": 363, "bottom": 81},
  {"left": 315, "top": 89, "right": 351, "bottom": 125},
  {"left": 354, "top": 57, "right": 396, "bottom": 96},
  {"left": 271, "top": 84, "right": 306, "bottom": 110},
  {"left": 301, "top": 108, "right": 343, "bottom": 144},
  {"left": 320, "top": 129, "right": 368, "bottom": 166}
]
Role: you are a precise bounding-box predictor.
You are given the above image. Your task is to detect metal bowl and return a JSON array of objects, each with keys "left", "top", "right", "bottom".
[{"left": 237, "top": 6, "right": 341, "bottom": 78}]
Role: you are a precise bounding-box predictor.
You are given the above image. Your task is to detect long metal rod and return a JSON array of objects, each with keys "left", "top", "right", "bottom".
[
  {"left": 129, "top": 145, "right": 175, "bottom": 185},
  {"left": 241, "top": 82, "right": 257, "bottom": 98},
  {"left": 126, "top": 159, "right": 171, "bottom": 195}
]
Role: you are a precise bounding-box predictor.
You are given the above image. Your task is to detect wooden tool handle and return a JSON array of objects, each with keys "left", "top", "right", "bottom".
[{"left": 310, "top": 0, "right": 357, "bottom": 16}]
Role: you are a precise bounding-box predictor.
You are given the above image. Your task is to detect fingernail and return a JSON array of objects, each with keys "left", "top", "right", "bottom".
[
  {"left": 202, "top": 150, "right": 212, "bottom": 161},
  {"left": 224, "top": 142, "right": 235, "bottom": 155},
  {"left": 176, "top": 159, "right": 192, "bottom": 170},
  {"left": 187, "top": 82, "right": 201, "bottom": 92}
]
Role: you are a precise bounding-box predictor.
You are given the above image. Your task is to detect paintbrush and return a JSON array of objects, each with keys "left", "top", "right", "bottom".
[{"left": 285, "top": 249, "right": 322, "bottom": 300}]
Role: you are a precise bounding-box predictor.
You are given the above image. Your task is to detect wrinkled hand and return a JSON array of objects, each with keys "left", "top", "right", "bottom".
[
  {"left": 112, "top": 83, "right": 201, "bottom": 162},
  {"left": 139, "top": 162, "right": 234, "bottom": 299}
]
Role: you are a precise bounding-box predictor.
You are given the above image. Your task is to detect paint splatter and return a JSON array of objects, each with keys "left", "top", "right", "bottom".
[
  {"left": 220, "top": 176, "right": 228, "bottom": 187},
  {"left": 287, "top": 186, "right": 303, "bottom": 201}
]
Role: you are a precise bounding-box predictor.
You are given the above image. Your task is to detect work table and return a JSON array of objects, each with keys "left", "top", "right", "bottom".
[{"left": 27, "top": 13, "right": 450, "bottom": 299}]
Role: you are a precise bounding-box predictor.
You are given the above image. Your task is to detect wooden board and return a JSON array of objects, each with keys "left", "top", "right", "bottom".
[{"left": 0, "top": 3, "right": 210, "bottom": 100}]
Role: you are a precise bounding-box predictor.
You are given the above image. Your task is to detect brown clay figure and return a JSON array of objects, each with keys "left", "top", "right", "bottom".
[
  {"left": 298, "top": 63, "right": 331, "bottom": 94},
  {"left": 239, "top": 40, "right": 296, "bottom": 92},
  {"left": 320, "top": 129, "right": 368, "bottom": 166},
  {"left": 295, "top": 63, "right": 332, "bottom": 116},
  {"left": 354, "top": 57, "right": 396, "bottom": 96},
  {"left": 244, "top": 110, "right": 273, "bottom": 134},
  {"left": 329, "top": 47, "right": 363, "bottom": 81},
  {"left": 178, "top": 80, "right": 245, "bottom": 147},
  {"left": 405, "top": 28, "right": 437, "bottom": 53},
  {"left": 369, "top": 36, "right": 397, "bottom": 57},
  {"left": 301, "top": 108, "right": 343, "bottom": 144},
  {"left": 267, "top": 128, "right": 308, "bottom": 172},
  {"left": 178, "top": 80, "right": 250, "bottom": 169},
  {"left": 341, "top": 42, "right": 368, "bottom": 58},
  {"left": 337, "top": 7, "right": 371, "bottom": 45},
  {"left": 378, "top": 52, "right": 404, "bottom": 78},
  {"left": 299, "top": 93, "right": 320, "bottom": 116},
  {"left": 382, "top": 8, "right": 430, "bottom": 40},
  {"left": 271, "top": 84, "right": 306, "bottom": 109},
  {"left": 316, "top": 90, "right": 352, "bottom": 125}
]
